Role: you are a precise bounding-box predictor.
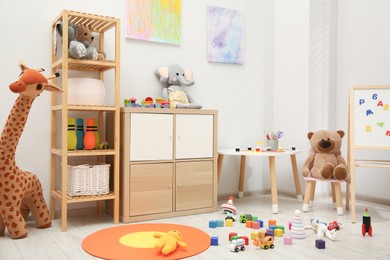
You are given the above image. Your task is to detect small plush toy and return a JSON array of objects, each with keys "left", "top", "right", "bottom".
[
  {"left": 154, "top": 230, "right": 188, "bottom": 255},
  {"left": 302, "top": 130, "right": 350, "bottom": 182},
  {"left": 56, "top": 21, "right": 106, "bottom": 60},
  {"left": 155, "top": 64, "right": 202, "bottom": 109},
  {"left": 305, "top": 218, "right": 338, "bottom": 241}
]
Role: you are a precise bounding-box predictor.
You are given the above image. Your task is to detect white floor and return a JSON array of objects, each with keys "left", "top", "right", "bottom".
[{"left": 1, "top": 194, "right": 389, "bottom": 260}]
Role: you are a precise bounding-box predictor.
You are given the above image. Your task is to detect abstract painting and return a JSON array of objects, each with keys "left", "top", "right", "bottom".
[
  {"left": 207, "top": 6, "right": 245, "bottom": 64},
  {"left": 125, "top": 0, "right": 181, "bottom": 44}
]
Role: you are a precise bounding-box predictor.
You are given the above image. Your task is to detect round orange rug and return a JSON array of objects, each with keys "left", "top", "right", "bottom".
[{"left": 82, "top": 223, "right": 210, "bottom": 260}]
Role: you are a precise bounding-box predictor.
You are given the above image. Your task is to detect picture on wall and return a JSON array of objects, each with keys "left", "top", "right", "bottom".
[
  {"left": 207, "top": 6, "right": 245, "bottom": 64},
  {"left": 125, "top": 0, "right": 181, "bottom": 45}
]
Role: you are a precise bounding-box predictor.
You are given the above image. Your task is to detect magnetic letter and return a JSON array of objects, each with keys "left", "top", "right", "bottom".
[
  {"left": 386, "top": 130, "right": 390, "bottom": 137},
  {"left": 359, "top": 99, "right": 365, "bottom": 105},
  {"left": 366, "top": 109, "right": 374, "bottom": 116},
  {"left": 372, "top": 94, "right": 378, "bottom": 100},
  {"left": 377, "top": 122, "right": 385, "bottom": 128},
  {"left": 377, "top": 100, "right": 383, "bottom": 107},
  {"left": 366, "top": 125, "right": 372, "bottom": 132},
  {"left": 385, "top": 104, "right": 389, "bottom": 111}
]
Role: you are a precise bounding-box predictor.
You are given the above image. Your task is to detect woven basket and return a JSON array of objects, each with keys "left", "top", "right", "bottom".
[{"left": 67, "top": 163, "right": 110, "bottom": 196}]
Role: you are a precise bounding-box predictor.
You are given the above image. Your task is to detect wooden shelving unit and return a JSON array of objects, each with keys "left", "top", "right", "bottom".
[{"left": 50, "top": 10, "right": 120, "bottom": 231}]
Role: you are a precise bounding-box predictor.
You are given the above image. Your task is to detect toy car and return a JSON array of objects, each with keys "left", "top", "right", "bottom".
[
  {"left": 253, "top": 236, "right": 274, "bottom": 250},
  {"left": 239, "top": 214, "right": 252, "bottom": 223},
  {"left": 230, "top": 238, "right": 245, "bottom": 252}
]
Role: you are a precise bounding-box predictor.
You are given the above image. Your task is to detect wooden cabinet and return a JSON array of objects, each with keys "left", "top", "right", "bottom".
[
  {"left": 50, "top": 10, "right": 120, "bottom": 231},
  {"left": 118, "top": 108, "right": 218, "bottom": 222}
]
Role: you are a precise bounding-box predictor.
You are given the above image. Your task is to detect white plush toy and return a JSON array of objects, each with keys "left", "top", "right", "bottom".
[{"left": 305, "top": 218, "right": 338, "bottom": 241}]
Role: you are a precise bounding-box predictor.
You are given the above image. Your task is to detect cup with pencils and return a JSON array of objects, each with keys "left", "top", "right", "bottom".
[{"left": 265, "top": 131, "right": 283, "bottom": 151}]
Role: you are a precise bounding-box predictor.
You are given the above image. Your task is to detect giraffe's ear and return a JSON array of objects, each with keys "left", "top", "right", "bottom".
[
  {"left": 19, "top": 60, "right": 29, "bottom": 72},
  {"left": 45, "top": 83, "right": 63, "bottom": 92}
]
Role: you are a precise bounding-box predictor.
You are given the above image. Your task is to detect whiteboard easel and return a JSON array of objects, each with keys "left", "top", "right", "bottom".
[{"left": 348, "top": 85, "right": 390, "bottom": 223}]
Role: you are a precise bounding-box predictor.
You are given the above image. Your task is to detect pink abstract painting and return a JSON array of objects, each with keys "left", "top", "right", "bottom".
[{"left": 125, "top": 0, "right": 181, "bottom": 44}]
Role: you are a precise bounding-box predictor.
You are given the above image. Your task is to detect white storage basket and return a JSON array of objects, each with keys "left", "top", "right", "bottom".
[{"left": 67, "top": 163, "right": 110, "bottom": 196}]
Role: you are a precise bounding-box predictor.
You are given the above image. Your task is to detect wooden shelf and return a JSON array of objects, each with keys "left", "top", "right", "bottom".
[
  {"left": 52, "top": 105, "right": 116, "bottom": 111},
  {"left": 51, "top": 148, "right": 116, "bottom": 157},
  {"left": 52, "top": 58, "right": 116, "bottom": 72},
  {"left": 50, "top": 10, "right": 120, "bottom": 231},
  {"left": 51, "top": 190, "right": 116, "bottom": 203}
]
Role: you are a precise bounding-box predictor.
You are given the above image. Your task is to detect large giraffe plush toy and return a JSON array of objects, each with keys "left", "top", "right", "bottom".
[{"left": 0, "top": 61, "right": 62, "bottom": 239}]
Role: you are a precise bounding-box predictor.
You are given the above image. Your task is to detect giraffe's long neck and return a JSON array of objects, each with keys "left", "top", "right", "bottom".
[{"left": 0, "top": 96, "right": 34, "bottom": 160}]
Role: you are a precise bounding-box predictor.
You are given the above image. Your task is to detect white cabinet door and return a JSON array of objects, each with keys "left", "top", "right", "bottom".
[
  {"left": 175, "top": 114, "right": 214, "bottom": 159},
  {"left": 130, "top": 113, "right": 173, "bottom": 161}
]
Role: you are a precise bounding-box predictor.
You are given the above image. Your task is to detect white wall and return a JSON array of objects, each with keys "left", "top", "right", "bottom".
[
  {"left": 1, "top": 0, "right": 388, "bottom": 210},
  {"left": 271, "top": 0, "right": 310, "bottom": 195},
  {"left": 0, "top": 0, "right": 273, "bottom": 205},
  {"left": 337, "top": 0, "right": 390, "bottom": 200}
]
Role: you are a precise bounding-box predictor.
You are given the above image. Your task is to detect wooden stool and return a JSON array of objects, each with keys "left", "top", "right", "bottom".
[{"left": 302, "top": 176, "right": 344, "bottom": 215}]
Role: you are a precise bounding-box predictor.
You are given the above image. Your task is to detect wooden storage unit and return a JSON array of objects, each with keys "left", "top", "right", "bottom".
[
  {"left": 118, "top": 108, "right": 218, "bottom": 223},
  {"left": 50, "top": 10, "right": 120, "bottom": 231}
]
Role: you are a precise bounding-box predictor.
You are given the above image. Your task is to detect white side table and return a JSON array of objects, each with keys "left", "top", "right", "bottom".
[{"left": 218, "top": 148, "right": 303, "bottom": 213}]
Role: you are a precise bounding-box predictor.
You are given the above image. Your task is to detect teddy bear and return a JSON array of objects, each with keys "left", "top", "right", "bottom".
[
  {"left": 155, "top": 64, "right": 202, "bottom": 109},
  {"left": 302, "top": 130, "right": 350, "bottom": 182},
  {"left": 56, "top": 21, "right": 106, "bottom": 60},
  {"left": 154, "top": 230, "right": 187, "bottom": 255}
]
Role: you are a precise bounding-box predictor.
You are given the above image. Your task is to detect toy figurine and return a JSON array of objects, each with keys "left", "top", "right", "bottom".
[
  {"left": 220, "top": 196, "right": 237, "bottom": 214},
  {"left": 154, "top": 230, "right": 187, "bottom": 255},
  {"left": 362, "top": 208, "right": 372, "bottom": 237}
]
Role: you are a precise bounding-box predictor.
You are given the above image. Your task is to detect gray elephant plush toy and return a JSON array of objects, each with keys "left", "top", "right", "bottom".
[
  {"left": 155, "top": 64, "right": 202, "bottom": 109},
  {"left": 56, "top": 21, "right": 106, "bottom": 60}
]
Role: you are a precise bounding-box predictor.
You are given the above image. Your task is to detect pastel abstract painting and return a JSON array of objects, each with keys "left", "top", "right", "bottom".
[
  {"left": 207, "top": 6, "right": 245, "bottom": 64},
  {"left": 125, "top": 0, "right": 181, "bottom": 44}
]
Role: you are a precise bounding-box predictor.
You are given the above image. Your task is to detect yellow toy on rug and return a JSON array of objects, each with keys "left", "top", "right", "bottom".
[{"left": 154, "top": 230, "right": 188, "bottom": 255}]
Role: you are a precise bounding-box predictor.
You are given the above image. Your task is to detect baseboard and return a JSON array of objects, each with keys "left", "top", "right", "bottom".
[{"left": 218, "top": 190, "right": 390, "bottom": 206}]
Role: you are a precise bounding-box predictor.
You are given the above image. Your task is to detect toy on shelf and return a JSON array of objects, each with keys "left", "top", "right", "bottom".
[
  {"left": 98, "top": 141, "right": 109, "bottom": 149},
  {"left": 305, "top": 218, "right": 338, "bottom": 241},
  {"left": 155, "top": 64, "right": 202, "bottom": 109},
  {"left": 67, "top": 117, "right": 77, "bottom": 150},
  {"left": 253, "top": 235, "right": 275, "bottom": 250},
  {"left": 0, "top": 61, "right": 62, "bottom": 238},
  {"left": 362, "top": 208, "right": 372, "bottom": 237},
  {"left": 76, "top": 118, "right": 84, "bottom": 150},
  {"left": 230, "top": 238, "right": 246, "bottom": 252},
  {"left": 56, "top": 21, "right": 106, "bottom": 60},
  {"left": 124, "top": 97, "right": 139, "bottom": 107},
  {"left": 154, "top": 230, "right": 187, "bottom": 255},
  {"left": 84, "top": 118, "right": 96, "bottom": 150},
  {"left": 221, "top": 196, "right": 237, "bottom": 214},
  {"left": 142, "top": 97, "right": 154, "bottom": 107}
]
